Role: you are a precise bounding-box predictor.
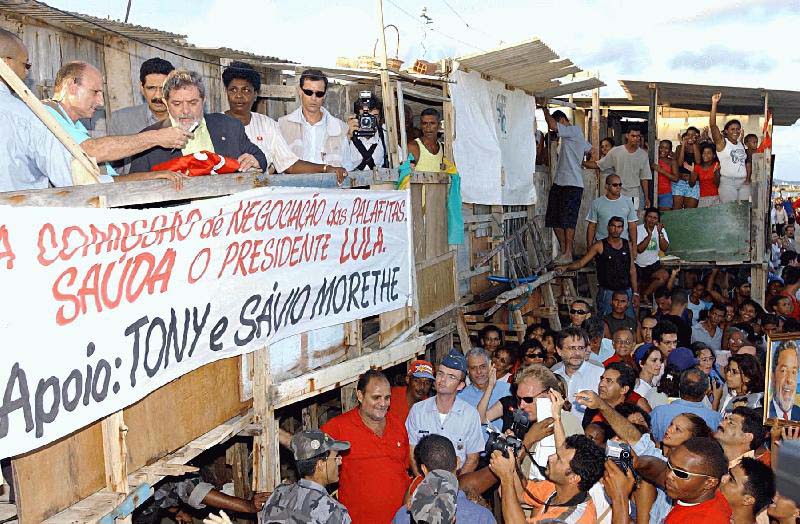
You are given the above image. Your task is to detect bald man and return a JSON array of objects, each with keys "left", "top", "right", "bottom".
[
  {"left": 43, "top": 60, "right": 194, "bottom": 185},
  {"left": 0, "top": 28, "right": 75, "bottom": 191}
]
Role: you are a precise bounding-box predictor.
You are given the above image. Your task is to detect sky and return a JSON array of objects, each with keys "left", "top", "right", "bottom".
[{"left": 47, "top": 0, "right": 800, "bottom": 179}]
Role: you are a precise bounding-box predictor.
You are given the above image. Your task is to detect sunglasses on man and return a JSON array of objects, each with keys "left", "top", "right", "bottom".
[
  {"left": 4, "top": 56, "right": 31, "bottom": 70},
  {"left": 667, "top": 461, "right": 712, "bottom": 480},
  {"left": 526, "top": 352, "right": 545, "bottom": 360},
  {"left": 569, "top": 308, "right": 589, "bottom": 315},
  {"left": 302, "top": 88, "right": 326, "bottom": 98}
]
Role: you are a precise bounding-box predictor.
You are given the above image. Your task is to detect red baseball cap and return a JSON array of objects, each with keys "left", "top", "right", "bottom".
[{"left": 408, "top": 360, "right": 435, "bottom": 380}]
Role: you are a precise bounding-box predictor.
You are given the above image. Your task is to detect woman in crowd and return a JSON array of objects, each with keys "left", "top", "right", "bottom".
[
  {"left": 773, "top": 200, "right": 788, "bottom": 236},
  {"left": 491, "top": 346, "right": 517, "bottom": 383},
  {"left": 688, "top": 143, "right": 721, "bottom": 207},
  {"left": 674, "top": 128, "right": 701, "bottom": 209},
  {"left": 634, "top": 346, "right": 663, "bottom": 399},
  {"left": 692, "top": 341, "right": 724, "bottom": 386},
  {"left": 714, "top": 353, "right": 764, "bottom": 413},
  {"left": 520, "top": 338, "right": 546, "bottom": 367},
  {"left": 736, "top": 299, "right": 764, "bottom": 327},
  {"left": 653, "top": 139, "right": 679, "bottom": 211},
  {"left": 598, "top": 137, "right": 616, "bottom": 183},
  {"left": 710, "top": 92, "right": 750, "bottom": 202}
]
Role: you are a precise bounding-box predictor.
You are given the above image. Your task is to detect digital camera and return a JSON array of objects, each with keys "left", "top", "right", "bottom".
[
  {"left": 485, "top": 427, "right": 524, "bottom": 458},
  {"left": 508, "top": 407, "right": 532, "bottom": 439},
  {"left": 354, "top": 91, "right": 378, "bottom": 138}
]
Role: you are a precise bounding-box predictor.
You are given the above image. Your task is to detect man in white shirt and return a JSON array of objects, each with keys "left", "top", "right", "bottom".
[
  {"left": 550, "top": 327, "right": 604, "bottom": 417},
  {"left": 586, "top": 126, "right": 652, "bottom": 209},
  {"left": 636, "top": 207, "right": 670, "bottom": 300},
  {"left": 222, "top": 62, "right": 346, "bottom": 182},
  {"left": 278, "top": 69, "right": 353, "bottom": 178}
]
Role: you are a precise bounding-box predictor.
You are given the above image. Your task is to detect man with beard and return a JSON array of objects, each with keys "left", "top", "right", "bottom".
[
  {"left": 635, "top": 437, "right": 731, "bottom": 523},
  {"left": 551, "top": 327, "right": 604, "bottom": 417},
  {"left": 389, "top": 360, "right": 434, "bottom": 423},
  {"left": 576, "top": 362, "right": 647, "bottom": 428},
  {"left": 321, "top": 370, "right": 410, "bottom": 524},
  {"left": 768, "top": 342, "right": 800, "bottom": 420},
  {"left": 108, "top": 58, "right": 174, "bottom": 173},
  {"left": 489, "top": 434, "right": 605, "bottom": 524},
  {"left": 130, "top": 68, "right": 266, "bottom": 173}
]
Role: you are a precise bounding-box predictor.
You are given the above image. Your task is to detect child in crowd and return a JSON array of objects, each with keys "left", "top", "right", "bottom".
[
  {"left": 652, "top": 139, "right": 678, "bottom": 211},
  {"left": 686, "top": 143, "right": 721, "bottom": 208}
]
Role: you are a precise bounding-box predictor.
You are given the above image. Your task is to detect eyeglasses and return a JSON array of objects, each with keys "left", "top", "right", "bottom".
[
  {"left": 517, "top": 391, "right": 547, "bottom": 404},
  {"left": 563, "top": 345, "right": 587, "bottom": 352},
  {"left": 667, "top": 462, "right": 712, "bottom": 480},
  {"left": 526, "top": 353, "right": 545, "bottom": 359},
  {"left": 570, "top": 308, "right": 589, "bottom": 315},
  {"left": 4, "top": 56, "right": 31, "bottom": 70},
  {"left": 607, "top": 182, "right": 623, "bottom": 187},
  {"left": 302, "top": 88, "right": 326, "bottom": 98}
]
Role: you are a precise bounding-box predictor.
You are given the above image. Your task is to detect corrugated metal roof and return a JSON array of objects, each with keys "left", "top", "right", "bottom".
[
  {"left": 620, "top": 80, "right": 800, "bottom": 126},
  {"left": 456, "top": 38, "right": 604, "bottom": 96},
  {"left": 0, "top": 0, "right": 294, "bottom": 64}
]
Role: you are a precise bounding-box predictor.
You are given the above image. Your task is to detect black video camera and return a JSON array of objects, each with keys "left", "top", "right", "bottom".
[
  {"left": 485, "top": 427, "right": 524, "bottom": 458},
  {"left": 353, "top": 91, "right": 379, "bottom": 138},
  {"left": 606, "top": 440, "right": 638, "bottom": 480}
]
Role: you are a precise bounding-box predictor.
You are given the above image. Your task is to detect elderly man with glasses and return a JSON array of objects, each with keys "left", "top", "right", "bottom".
[{"left": 278, "top": 69, "right": 353, "bottom": 179}]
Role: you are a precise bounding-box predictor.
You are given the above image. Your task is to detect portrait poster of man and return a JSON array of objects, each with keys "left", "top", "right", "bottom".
[{"left": 765, "top": 336, "right": 800, "bottom": 425}]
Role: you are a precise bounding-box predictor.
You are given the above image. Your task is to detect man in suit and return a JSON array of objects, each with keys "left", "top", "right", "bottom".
[
  {"left": 130, "top": 68, "right": 267, "bottom": 173},
  {"left": 769, "top": 342, "right": 800, "bottom": 420}
]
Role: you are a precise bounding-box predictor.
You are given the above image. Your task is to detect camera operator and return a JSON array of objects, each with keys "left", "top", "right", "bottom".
[
  {"left": 346, "top": 93, "right": 389, "bottom": 171},
  {"left": 489, "top": 433, "right": 605, "bottom": 524}
]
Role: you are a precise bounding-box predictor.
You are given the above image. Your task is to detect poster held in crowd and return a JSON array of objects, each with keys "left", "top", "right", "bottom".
[
  {"left": 0, "top": 187, "right": 413, "bottom": 458},
  {"left": 764, "top": 334, "right": 800, "bottom": 426}
]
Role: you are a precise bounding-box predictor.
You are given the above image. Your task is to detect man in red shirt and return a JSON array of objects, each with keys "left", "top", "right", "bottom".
[
  {"left": 637, "top": 437, "right": 731, "bottom": 524},
  {"left": 321, "top": 369, "right": 411, "bottom": 524},
  {"left": 389, "top": 360, "right": 434, "bottom": 423}
]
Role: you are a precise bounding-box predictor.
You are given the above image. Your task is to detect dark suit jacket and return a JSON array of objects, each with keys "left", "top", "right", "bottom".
[
  {"left": 129, "top": 113, "right": 268, "bottom": 173},
  {"left": 768, "top": 400, "right": 800, "bottom": 420}
]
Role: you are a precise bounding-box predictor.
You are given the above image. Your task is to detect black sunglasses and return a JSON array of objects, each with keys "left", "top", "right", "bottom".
[
  {"left": 569, "top": 308, "right": 589, "bottom": 315},
  {"left": 301, "top": 88, "right": 326, "bottom": 98},
  {"left": 607, "top": 182, "right": 623, "bottom": 187},
  {"left": 526, "top": 353, "right": 545, "bottom": 359}
]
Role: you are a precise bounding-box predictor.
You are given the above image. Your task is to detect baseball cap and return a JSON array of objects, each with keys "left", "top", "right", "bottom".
[
  {"left": 409, "top": 470, "right": 458, "bottom": 524},
  {"left": 666, "top": 347, "right": 696, "bottom": 372},
  {"left": 440, "top": 348, "right": 467, "bottom": 375},
  {"left": 290, "top": 430, "right": 350, "bottom": 461},
  {"left": 633, "top": 342, "right": 654, "bottom": 363},
  {"left": 409, "top": 359, "right": 435, "bottom": 380}
]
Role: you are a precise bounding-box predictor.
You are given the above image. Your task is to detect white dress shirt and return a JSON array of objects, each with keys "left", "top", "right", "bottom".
[
  {"left": 244, "top": 112, "right": 299, "bottom": 173},
  {"left": 551, "top": 360, "right": 605, "bottom": 416}
]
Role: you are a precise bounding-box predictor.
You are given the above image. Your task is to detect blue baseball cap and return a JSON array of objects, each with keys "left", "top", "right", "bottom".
[
  {"left": 667, "top": 347, "right": 697, "bottom": 372},
  {"left": 440, "top": 348, "right": 467, "bottom": 375}
]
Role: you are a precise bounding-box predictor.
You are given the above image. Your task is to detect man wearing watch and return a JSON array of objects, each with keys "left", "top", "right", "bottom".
[{"left": 636, "top": 207, "right": 670, "bottom": 301}]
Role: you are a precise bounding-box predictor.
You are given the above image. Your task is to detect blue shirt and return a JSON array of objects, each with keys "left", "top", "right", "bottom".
[
  {"left": 391, "top": 489, "right": 495, "bottom": 524},
  {"left": 43, "top": 102, "right": 116, "bottom": 178},
  {"left": 458, "top": 381, "right": 511, "bottom": 438},
  {"left": 649, "top": 398, "right": 722, "bottom": 442},
  {"left": 0, "top": 82, "right": 74, "bottom": 191},
  {"left": 406, "top": 396, "right": 484, "bottom": 465}
]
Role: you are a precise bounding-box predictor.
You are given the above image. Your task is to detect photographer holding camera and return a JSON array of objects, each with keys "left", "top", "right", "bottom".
[{"left": 346, "top": 92, "right": 388, "bottom": 171}]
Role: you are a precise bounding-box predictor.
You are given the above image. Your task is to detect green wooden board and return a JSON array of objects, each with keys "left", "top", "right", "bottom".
[{"left": 660, "top": 202, "right": 751, "bottom": 262}]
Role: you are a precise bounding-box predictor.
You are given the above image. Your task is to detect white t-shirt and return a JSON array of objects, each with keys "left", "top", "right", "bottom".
[
  {"left": 635, "top": 224, "right": 668, "bottom": 267},
  {"left": 244, "top": 112, "right": 299, "bottom": 173},
  {"left": 718, "top": 138, "right": 747, "bottom": 179}
]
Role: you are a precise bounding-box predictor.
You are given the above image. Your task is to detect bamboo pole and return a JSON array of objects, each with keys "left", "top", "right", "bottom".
[{"left": 376, "top": 0, "right": 400, "bottom": 167}]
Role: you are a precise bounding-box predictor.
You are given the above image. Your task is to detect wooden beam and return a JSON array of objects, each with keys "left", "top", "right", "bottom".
[
  {"left": 537, "top": 78, "right": 605, "bottom": 99},
  {"left": 648, "top": 83, "right": 658, "bottom": 204},
  {"left": 274, "top": 337, "right": 425, "bottom": 408},
  {"left": 252, "top": 347, "right": 280, "bottom": 492}
]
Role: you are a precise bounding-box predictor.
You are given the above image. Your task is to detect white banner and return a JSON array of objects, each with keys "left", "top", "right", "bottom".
[
  {"left": 0, "top": 187, "right": 413, "bottom": 458},
  {"left": 450, "top": 69, "right": 537, "bottom": 205}
]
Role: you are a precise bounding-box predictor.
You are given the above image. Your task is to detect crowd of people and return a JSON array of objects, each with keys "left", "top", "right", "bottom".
[
  {"left": 0, "top": 28, "right": 443, "bottom": 193},
  {"left": 542, "top": 93, "right": 758, "bottom": 264}
]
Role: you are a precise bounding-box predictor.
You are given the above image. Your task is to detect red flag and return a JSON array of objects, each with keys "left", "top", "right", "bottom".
[
  {"left": 152, "top": 151, "right": 241, "bottom": 176},
  {"left": 756, "top": 110, "right": 773, "bottom": 153}
]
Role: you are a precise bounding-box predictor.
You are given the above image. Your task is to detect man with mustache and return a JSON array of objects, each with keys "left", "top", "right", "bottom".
[
  {"left": 107, "top": 58, "right": 174, "bottom": 173},
  {"left": 768, "top": 342, "right": 800, "bottom": 421}
]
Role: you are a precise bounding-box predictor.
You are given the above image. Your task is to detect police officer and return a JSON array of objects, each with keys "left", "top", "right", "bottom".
[{"left": 259, "top": 430, "right": 351, "bottom": 524}]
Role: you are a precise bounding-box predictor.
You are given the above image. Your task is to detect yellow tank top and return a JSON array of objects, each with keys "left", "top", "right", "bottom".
[{"left": 414, "top": 138, "right": 444, "bottom": 172}]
